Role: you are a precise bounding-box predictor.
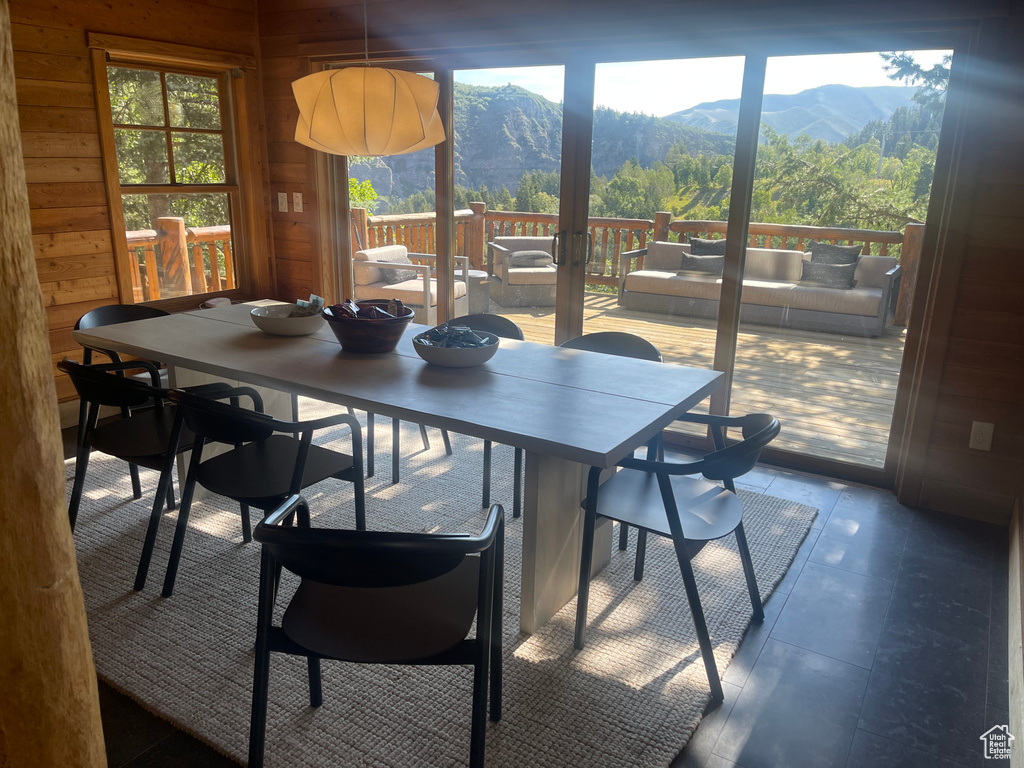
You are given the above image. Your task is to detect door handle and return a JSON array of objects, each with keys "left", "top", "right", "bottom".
[{"left": 554, "top": 230, "right": 567, "bottom": 266}]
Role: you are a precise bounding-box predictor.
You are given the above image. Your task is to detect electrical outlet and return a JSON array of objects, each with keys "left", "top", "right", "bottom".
[
  {"left": 969, "top": 421, "right": 994, "bottom": 451},
  {"left": 292, "top": 192, "right": 303, "bottom": 213},
  {"left": 277, "top": 192, "right": 288, "bottom": 212}
]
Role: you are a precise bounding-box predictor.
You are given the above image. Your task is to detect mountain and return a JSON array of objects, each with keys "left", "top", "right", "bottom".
[
  {"left": 663, "top": 84, "right": 918, "bottom": 144},
  {"left": 351, "top": 82, "right": 734, "bottom": 202}
]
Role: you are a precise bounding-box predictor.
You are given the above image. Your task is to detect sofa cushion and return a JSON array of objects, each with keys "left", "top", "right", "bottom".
[
  {"left": 504, "top": 264, "right": 557, "bottom": 285},
  {"left": 679, "top": 254, "right": 724, "bottom": 276},
  {"left": 353, "top": 245, "right": 412, "bottom": 286},
  {"left": 356, "top": 278, "right": 467, "bottom": 305},
  {"left": 853, "top": 255, "right": 897, "bottom": 289},
  {"left": 790, "top": 285, "right": 883, "bottom": 316},
  {"left": 508, "top": 250, "right": 553, "bottom": 268},
  {"left": 690, "top": 237, "right": 728, "bottom": 256},
  {"left": 624, "top": 271, "right": 722, "bottom": 300},
  {"left": 808, "top": 240, "right": 863, "bottom": 264},
  {"left": 644, "top": 241, "right": 690, "bottom": 271},
  {"left": 745, "top": 248, "right": 805, "bottom": 281},
  {"left": 801, "top": 261, "right": 858, "bottom": 289},
  {"left": 492, "top": 236, "right": 554, "bottom": 259}
]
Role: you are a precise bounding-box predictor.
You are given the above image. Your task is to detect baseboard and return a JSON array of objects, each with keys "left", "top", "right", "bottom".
[{"left": 1009, "top": 498, "right": 1023, "bottom": 767}]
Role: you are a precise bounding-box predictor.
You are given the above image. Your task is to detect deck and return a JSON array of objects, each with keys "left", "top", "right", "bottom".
[{"left": 493, "top": 293, "right": 906, "bottom": 469}]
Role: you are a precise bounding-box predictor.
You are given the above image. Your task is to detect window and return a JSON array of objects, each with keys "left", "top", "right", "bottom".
[{"left": 104, "top": 64, "right": 238, "bottom": 302}]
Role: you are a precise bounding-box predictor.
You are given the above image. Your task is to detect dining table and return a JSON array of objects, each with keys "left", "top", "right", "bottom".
[{"left": 73, "top": 301, "right": 722, "bottom": 633}]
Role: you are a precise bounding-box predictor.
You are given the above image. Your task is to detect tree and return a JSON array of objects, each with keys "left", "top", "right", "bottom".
[{"left": 349, "top": 178, "right": 378, "bottom": 210}]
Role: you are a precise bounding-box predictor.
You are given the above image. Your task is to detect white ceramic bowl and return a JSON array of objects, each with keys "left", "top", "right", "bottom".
[
  {"left": 250, "top": 304, "right": 325, "bottom": 336},
  {"left": 412, "top": 332, "right": 500, "bottom": 368}
]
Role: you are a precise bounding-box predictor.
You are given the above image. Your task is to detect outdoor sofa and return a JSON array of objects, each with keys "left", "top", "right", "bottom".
[
  {"left": 618, "top": 240, "right": 902, "bottom": 337},
  {"left": 351, "top": 244, "right": 469, "bottom": 325}
]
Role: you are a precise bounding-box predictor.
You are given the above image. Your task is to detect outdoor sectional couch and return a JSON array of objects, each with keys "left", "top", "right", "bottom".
[
  {"left": 618, "top": 241, "right": 902, "bottom": 337},
  {"left": 486, "top": 236, "right": 557, "bottom": 307}
]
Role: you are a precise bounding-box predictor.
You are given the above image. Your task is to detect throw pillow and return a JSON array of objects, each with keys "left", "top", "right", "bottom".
[
  {"left": 807, "top": 240, "right": 862, "bottom": 265},
  {"left": 508, "top": 250, "right": 553, "bottom": 268},
  {"left": 689, "top": 237, "right": 728, "bottom": 256},
  {"left": 800, "top": 260, "right": 858, "bottom": 289},
  {"left": 678, "top": 254, "right": 725, "bottom": 276},
  {"left": 379, "top": 257, "right": 418, "bottom": 285}
]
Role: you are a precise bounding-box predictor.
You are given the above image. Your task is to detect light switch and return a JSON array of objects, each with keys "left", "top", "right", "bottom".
[
  {"left": 292, "top": 192, "right": 303, "bottom": 213},
  {"left": 277, "top": 192, "right": 288, "bottom": 212},
  {"left": 969, "top": 421, "right": 994, "bottom": 451}
]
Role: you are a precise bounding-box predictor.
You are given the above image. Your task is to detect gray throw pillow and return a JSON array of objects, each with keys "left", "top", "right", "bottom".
[
  {"left": 678, "top": 254, "right": 724, "bottom": 276},
  {"left": 379, "top": 257, "right": 418, "bottom": 285},
  {"left": 808, "top": 240, "right": 862, "bottom": 265},
  {"left": 689, "top": 237, "right": 728, "bottom": 256},
  {"left": 800, "top": 260, "right": 857, "bottom": 289},
  {"left": 508, "top": 250, "right": 553, "bottom": 268}
]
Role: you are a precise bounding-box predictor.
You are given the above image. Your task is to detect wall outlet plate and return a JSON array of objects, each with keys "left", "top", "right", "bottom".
[
  {"left": 969, "top": 421, "right": 994, "bottom": 451},
  {"left": 277, "top": 192, "right": 288, "bottom": 212}
]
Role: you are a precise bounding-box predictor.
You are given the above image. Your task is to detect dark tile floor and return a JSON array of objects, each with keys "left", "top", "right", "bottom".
[{"left": 81, "top": 434, "right": 1007, "bottom": 767}]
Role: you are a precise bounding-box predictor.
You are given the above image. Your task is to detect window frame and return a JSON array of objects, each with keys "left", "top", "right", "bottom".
[{"left": 89, "top": 34, "right": 268, "bottom": 311}]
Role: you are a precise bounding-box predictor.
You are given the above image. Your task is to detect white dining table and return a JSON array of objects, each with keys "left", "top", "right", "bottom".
[{"left": 74, "top": 301, "right": 722, "bottom": 633}]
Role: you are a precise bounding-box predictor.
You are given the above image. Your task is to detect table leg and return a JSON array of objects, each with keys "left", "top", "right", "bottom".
[{"left": 519, "top": 452, "right": 613, "bottom": 634}]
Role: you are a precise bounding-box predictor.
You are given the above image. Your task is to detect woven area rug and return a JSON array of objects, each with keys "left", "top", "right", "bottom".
[{"left": 69, "top": 398, "right": 817, "bottom": 768}]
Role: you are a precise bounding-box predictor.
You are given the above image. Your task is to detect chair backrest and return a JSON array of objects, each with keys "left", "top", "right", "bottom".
[
  {"left": 75, "top": 304, "right": 170, "bottom": 331},
  {"left": 256, "top": 499, "right": 503, "bottom": 589},
  {"left": 448, "top": 313, "right": 525, "bottom": 340},
  {"left": 490, "top": 236, "right": 554, "bottom": 257},
  {"left": 699, "top": 413, "right": 780, "bottom": 482},
  {"left": 559, "top": 331, "right": 663, "bottom": 362},
  {"left": 58, "top": 359, "right": 161, "bottom": 410},
  {"left": 167, "top": 387, "right": 275, "bottom": 446}
]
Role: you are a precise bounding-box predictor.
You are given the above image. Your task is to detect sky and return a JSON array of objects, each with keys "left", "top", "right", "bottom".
[{"left": 455, "top": 50, "right": 951, "bottom": 117}]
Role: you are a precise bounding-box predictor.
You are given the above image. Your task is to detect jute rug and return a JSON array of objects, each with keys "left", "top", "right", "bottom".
[{"left": 69, "top": 398, "right": 817, "bottom": 767}]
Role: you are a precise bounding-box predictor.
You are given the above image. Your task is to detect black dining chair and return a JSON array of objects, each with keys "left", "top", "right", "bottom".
[
  {"left": 160, "top": 387, "right": 365, "bottom": 598},
  {"left": 574, "top": 412, "right": 781, "bottom": 705},
  {"left": 248, "top": 495, "right": 504, "bottom": 768},
  {"left": 450, "top": 313, "right": 526, "bottom": 518},
  {"left": 559, "top": 331, "right": 664, "bottom": 544},
  {"left": 73, "top": 304, "right": 171, "bottom": 498}
]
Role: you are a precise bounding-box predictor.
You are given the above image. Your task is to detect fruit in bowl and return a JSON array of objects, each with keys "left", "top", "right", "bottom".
[
  {"left": 250, "top": 303, "right": 326, "bottom": 336},
  {"left": 412, "top": 324, "right": 499, "bottom": 368},
  {"left": 322, "top": 300, "right": 415, "bottom": 353}
]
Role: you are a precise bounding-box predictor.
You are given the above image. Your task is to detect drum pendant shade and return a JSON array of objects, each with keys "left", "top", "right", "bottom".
[{"left": 292, "top": 68, "right": 445, "bottom": 156}]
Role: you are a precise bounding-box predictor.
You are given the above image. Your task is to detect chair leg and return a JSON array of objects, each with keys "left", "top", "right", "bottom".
[
  {"left": 366, "top": 412, "right": 375, "bottom": 478},
  {"left": 669, "top": 536, "right": 724, "bottom": 705},
  {"left": 307, "top": 656, "right": 323, "bottom": 708},
  {"left": 162, "top": 444, "right": 204, "bottom": 598},
  {"left": 618, "top": 522, "right": 629, "bottom": 550},
  {"left": 67, "top": 439, "right": 93, "bottom": 532},
  {"left": 129, "top": 462, "right": 142, "bottom": 499},
  {"left": 512, "top": 448, "right": 523, "bottom": 519},
  {"left": 734, "top": 522, "right": 764, "bottom": 621},
  {"left": 441, "top": 429, "right": 453, "bottom": 455},
  {"left": 134, "top": 452, "right": 177, "bottom": 591},
  {"left": 418, "top": 422, "right": 430, "bottom": 450},
  {"left": 165, "top": 476, "right": 176, "bottom": 510},
  {"left": 240, "top": 502, "right": 252, "bottom": 543},
  {"left": 482, "top": 440, "right": 492, "bottom": 508},
  {"left": 574, "top": 501, "right": 599, "bottom": 650},
  {"left": 248, "top": 642, "right": 271, "bottom": 768},
  {"left": 633, "top": 529, "right": 648, "bottom": 581},
  {"left": 391, "top": 417, "right": 401, "bottom": 484}
]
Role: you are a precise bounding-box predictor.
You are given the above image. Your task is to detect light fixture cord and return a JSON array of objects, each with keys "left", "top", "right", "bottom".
[{"left": 363, "top": 0, "right": 369, "bottom": 66}]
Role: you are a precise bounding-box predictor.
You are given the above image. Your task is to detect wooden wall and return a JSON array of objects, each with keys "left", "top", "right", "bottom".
[
  {"left": 256, "top": 0, "right": 1023, "bottom": 522},
  {"left": 9, "top": 0, "right": 266, "bottom": 410}
]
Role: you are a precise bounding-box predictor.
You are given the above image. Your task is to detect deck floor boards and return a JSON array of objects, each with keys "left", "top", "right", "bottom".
[{"left": 492, "top": 293, "right": 905, "bottom": 469}]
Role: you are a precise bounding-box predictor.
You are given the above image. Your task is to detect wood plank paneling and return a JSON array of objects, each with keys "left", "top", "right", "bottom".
[
  {"left": 9, "top": 23, "right": 90, "bottom": 56},
  {"left": 39, "top": 275, "right": 118, "bottom": 306},
  {"left": 29, "top": 206, "right": 109, "bottom": 233},
  {"left": 27, "top": 181, "right": 106, "bottom": 209},
  {"left": 35, "top": 252, "right": 116, "bottom": 283},
  {"left": 20, "top": 132, "right": 100, "bottom": 158},
  {"left": 15, "top": 79, "right": 94, "bottom": 108},
  {"left": 17, "top": 106, "right": 98, "bottom": 133},
  {"left": 12, "top": 52, "right": 91, "bottom": 83},
  {"left": 23, "top": 157, "right": 104, "bottom": 184}
]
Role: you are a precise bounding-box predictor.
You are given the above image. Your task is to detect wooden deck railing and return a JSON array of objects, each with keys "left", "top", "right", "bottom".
[
  {"left": 126, "top": 218, "right": 234, "bottom": 302},
  {"left": 350, "top": 206, "right": 925, "bottom": 324}
]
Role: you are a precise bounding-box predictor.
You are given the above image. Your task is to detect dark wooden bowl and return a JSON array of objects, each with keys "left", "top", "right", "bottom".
[{"left": 322, "top": 301, "right": 415, "bottom": 353}]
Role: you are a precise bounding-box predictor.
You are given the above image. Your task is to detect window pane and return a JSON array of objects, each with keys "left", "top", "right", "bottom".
[
  {"left": 122, "top": 193, "right": 235, "bottom": 301},
  {"left": 171, "top": 132, "right": 226, "bottom": 183},
  {"left": 166, "top": 73, "right": 221, "bottom": 130},
  {"left": 107, "top": 67, "right": 165, "bottom": 126},
  {"left": 114, "top": 129, "right": 169, "bottom": 184}
]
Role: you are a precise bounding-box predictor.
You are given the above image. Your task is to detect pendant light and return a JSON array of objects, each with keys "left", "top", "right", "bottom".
[{"left": 290, "top": 0, "right": 445, "bottom": 156}]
